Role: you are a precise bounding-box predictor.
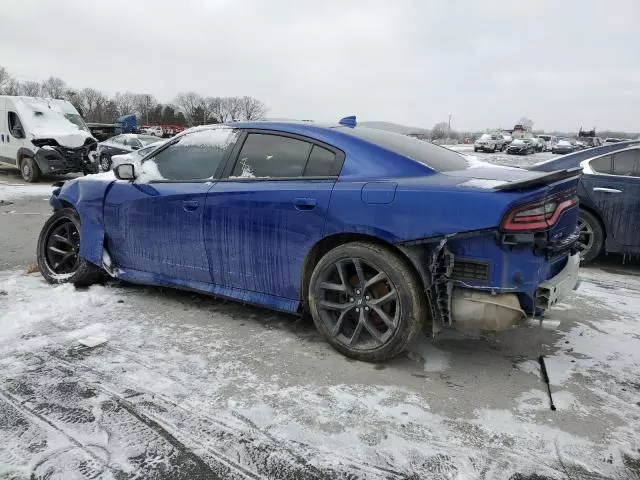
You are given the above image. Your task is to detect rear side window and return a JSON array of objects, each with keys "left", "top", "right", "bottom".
[
  {"left": 589, "top": 155, "right": 612, "bottom": 174},
  {"left": 138, "top": 128, "right": 238, "bottom": 182},
  {"left": 305, "top": 145, "right": 339, "bottom": 176},
  {"left": 612, "top": 149, "right": 639, "bottom": 177},
  {"left": 337, "top": 126, "right": 468, "bottom": 171},
  {"left": 232, "top": 133, "right": 311, "bottom": 178}
]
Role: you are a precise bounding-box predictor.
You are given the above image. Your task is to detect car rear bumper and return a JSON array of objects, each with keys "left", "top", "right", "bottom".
[{"left": 534, "top": 252, "right": 580, "bottom": 309}]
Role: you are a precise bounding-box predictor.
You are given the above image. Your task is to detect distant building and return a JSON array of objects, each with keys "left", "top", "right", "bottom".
[{"left": 507, "top": 124, "right": 531, "bottom": 138}]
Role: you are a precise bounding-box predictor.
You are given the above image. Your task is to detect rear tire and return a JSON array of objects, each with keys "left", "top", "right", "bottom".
[
  {"left": 578, "top": 209, "right": 604, "bottom": 264},
  {"left": 20, "top": 157, "right": 41, "bottom": 183},
  {"left": 309, "top": 242, "right": 425, "bottom": 362},
  {"left": 37, "top": 208, "right": 103, "bottom": 286}
]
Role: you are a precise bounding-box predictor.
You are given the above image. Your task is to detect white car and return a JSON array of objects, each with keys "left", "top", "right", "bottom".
[
  {"left": 110, "top": 140, "right": 165, "bottom": 170},
  {"left": 474, "top": 133, "right": 506, "bottom": 152},
  {"left": 143, "top": 125, "right": 164, "bottom": 137},
  {"left": 536, "top": 134, "right": 557, "bottom": 151}
]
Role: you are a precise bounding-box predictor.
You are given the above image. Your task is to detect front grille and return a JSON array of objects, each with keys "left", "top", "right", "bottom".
[
  {"left": 55, "top": 146, "right": 87, "bottom": 168},
  {"left": 451, "top": 259, "right": 490, "bottom": 281}
]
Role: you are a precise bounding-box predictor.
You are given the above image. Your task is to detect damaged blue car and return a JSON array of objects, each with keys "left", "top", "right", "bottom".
[{"left": 37, "top": 119, "right": 582, "bottom": 361}]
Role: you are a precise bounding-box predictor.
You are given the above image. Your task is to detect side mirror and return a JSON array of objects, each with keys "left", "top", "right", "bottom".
[
  {"left": 11, "top": 126, "right": 25, "bottom": 139},
  {"left": 114, "top": 163, "right": 136, "bottom": 181}
]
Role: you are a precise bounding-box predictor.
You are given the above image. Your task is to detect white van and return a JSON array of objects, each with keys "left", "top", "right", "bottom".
[{"left": 0, "top": 96, "right": 98, "bottom": 182}]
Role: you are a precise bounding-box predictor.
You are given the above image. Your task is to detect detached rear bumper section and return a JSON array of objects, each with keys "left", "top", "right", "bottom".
[{"left": 401, "top": 240, "right": 581, "bottom": 334}]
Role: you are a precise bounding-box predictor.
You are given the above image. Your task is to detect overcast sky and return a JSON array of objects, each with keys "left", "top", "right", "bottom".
[{"left": 1, "top": 0, "right": 638, "bottom": 132}]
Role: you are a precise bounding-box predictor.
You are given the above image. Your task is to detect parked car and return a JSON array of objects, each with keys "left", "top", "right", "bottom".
[
  {"left": 531, "top": 140, "right": 640, "bottom": 263},
  {"left": 97, "top": 134, "right": 160, "bottom": 171},
  {"left": 552, "top": 139, "right": 576, "bottom": 155},
  {"left": 506, "top": 138, "right": 535, "bottom": 155},
  {"left": 142, "top": 125, "right": 164, "bottom": 137},
  {"left": 110, "top": 140, "right": 165, "bottom": 170},
  {"left": 537, "top": 135, "right": 557, "bottom": 151},
  {"left": 576, "top": 129, "right": 603, "bottom": 150},
  {"left": 38, "top": 120, "right": 582, "bottom": 362},
  {"left": 530, "top": 137, "right": 546, "bottom": 152},
  {"left": 604, "top": 138, "right": 624, "bottom": 144},
  {"left": 474, "top": 133, "right": 506, "bottom": 152},
  {"left": 0, "top": 95, "right": 98, "bottom": 182}
]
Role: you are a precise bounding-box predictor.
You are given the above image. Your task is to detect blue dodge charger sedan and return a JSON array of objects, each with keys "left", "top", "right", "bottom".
[
  {"left": 38, "top": 119, "right": 582, "bottom": 361},
  {"left": 531, "top": 140, "right": 640, "bottom": 263}
]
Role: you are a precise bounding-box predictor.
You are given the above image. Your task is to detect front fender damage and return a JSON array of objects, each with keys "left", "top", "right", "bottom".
[{"left": 55, "top": 178, "right": 111, "bottom": 268}]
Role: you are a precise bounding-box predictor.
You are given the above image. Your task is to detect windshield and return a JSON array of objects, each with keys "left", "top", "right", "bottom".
[
  {"left": 538, "top": 135, "right": 551, "bottom": 141},
  {"left": 64, "top": 113, "right": 90, "bottom": 133},
  {"left": 337, "top": 126, "right": 468, "bottom": 171},
  {"left": 479, "top": 134, "right": 492, "bottom": 140},
  {"left": 512, "top": 139, "right": 525, "bottom": 145},
  {"left": 138, "top": 135, "right": 160, "bottom": 145},
  {"left": 558, "top": 140, "right": 571, "bottom": 145}
]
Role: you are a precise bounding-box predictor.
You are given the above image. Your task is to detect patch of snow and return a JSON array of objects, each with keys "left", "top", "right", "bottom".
[
  {"left": 13, "top": 97, "right": 93, "bottom": 148},
  {"left": 136, "top": 159, "right": 166, "bottom": 183},
  {"left": 0, "top": 183, "right": 55, "bottom": 201},
  {"left": 458, "top": 178, "right": 507, "bottom": 189},
  {"left": 407, "top": 334, "right": 451, "bottom": 372},
  {"left": 230, "top": 157, "right": 256, "bottom": 178}
]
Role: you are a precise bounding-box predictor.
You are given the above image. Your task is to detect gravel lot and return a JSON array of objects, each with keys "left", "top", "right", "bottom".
[{"left": 1, "top": 159, "right": 640, "bottom": 480}]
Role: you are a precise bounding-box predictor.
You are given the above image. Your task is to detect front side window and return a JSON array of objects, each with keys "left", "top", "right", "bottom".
[
  {"left": 8, "top": 112, "right": 24, "bottom": 137},
  {"left": 138, "top": 128, "right": 238, "bottom": 182},
  {"left": 232, "top": 133, "right": 312, "bottom": 178},
  {"left": 612, "top": 150, "right": 639, "bottom": 177}
]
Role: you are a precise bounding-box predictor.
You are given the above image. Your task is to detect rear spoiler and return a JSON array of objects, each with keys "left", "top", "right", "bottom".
[{"left": 493, "top": 167, "right": 582, "bottom": 191}]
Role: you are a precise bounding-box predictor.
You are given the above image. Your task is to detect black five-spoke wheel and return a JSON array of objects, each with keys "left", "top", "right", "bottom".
[
  {"left": 44, "top": 218, "right": 81, "bottom": 275},
  {"left": 316, "top": 258, "right": 399, "bottom": 349},
  {"left": 309, "top": 242, "right": 425, "bottom": 362},
  {"left": 37, "top": 208, "right": 103, "bottom": 286}
]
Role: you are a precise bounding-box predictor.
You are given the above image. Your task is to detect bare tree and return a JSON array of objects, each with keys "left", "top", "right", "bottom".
[
  {"left": 79, "top": 87, "right": 108, "bottom": 122},
  {"left": 0, "top": 65, "right": 11, "bottom": 94},
  {"left": 2, "top": 78, "right": 21, "bottom": 96},
  {"left": 174, "top": 92, "right": 204, "bottom": 126},
  {"left": 41, "top": 76, "right": 67, "bottom": 99},
  {"left": 114, "top": 92, "right": 137, "bottom": 117},
  {"left": 430, "top": 122, "right": 449, "bottom": 140},
  {"left": 238, "top": 96, "right": 267, "bottom": 120},
  {"left": 19, "top": 81, "right": 42, "bottom": 96},
  {"left": 222, "top": 96, "right": 243, "bottom": 122},
  {"left": 518, "top": 117, "right": 534, "bottom": 130},
  {"left": 132, "top": 93, "right": 157, "bottom": 125},
  {"left": 204, "top": 96, "right": 225, "bottom": 123}
]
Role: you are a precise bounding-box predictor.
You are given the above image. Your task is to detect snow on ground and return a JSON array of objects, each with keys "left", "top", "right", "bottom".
[
  {"left": 0, "top": 181, "right": 54, "bottom": 201},
  {"left": 1, "top": 265, "right": 640, "bottom": 479}
]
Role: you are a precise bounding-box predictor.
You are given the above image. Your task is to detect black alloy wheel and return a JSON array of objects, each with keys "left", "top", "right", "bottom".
[{"left": 309, "top": 242, "right": 424, "bottom": 362}]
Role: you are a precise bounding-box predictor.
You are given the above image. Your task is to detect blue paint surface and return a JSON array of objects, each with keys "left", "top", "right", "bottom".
[{"left": 50, "top": 122, "right": 582, "bottom": 315}]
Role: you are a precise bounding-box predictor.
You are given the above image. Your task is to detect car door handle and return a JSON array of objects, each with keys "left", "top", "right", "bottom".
[
  {"left": 182, "top": 200, "right": 200, "bottom": 211},
  {"left": 593, "top": 187, "right": 622, "bottom": 194},
  {"left": 294, "top": 197, "right": 317, "bottom": 210}
]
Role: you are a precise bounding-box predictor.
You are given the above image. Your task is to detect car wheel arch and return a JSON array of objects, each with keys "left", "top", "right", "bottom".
[{"left": 299, "top": 232, "right": 426, "bottom": 312}]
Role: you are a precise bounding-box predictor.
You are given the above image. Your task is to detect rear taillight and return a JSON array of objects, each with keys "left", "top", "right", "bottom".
[{"left": 502, "top": 195, "right": 578, "bottom": 232}]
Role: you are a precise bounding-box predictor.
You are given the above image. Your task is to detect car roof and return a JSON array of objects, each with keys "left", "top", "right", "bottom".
[{"left": 530, "top": 140, "right": 640, "bottom": 172}]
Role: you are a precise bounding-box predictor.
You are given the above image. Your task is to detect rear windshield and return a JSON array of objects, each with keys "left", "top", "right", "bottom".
[{"left": 337, "top": 126, "right": 468, "bottom": 171}]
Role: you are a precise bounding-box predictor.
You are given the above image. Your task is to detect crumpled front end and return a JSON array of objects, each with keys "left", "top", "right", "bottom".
[{"left": 33, "top": 138, "right": 99, "bottom": 175}]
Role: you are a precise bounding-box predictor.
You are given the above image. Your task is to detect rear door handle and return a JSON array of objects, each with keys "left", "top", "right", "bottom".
[
  {"left": 182, "top": 200, "right": 200, "bottom": 211},
  {"left": 593, "top": 187, "right": 622, "bottom": 194},
  {"left": 294, "top": 197, "right": 317, "bottom": 210}
]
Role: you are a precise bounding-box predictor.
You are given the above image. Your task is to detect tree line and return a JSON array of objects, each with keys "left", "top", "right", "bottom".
[{"left": 0, "top": 65, "right": 267, "bottom": 127}]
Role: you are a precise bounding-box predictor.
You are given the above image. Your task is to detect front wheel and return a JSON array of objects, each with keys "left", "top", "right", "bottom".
[
  {"left": 309, "top": 242, "right": 426, "bottom": 362},
  {"left": 578, "top": 209, "right": 604, "bottom": 264},
  {"left": 20, "top": 157, "right": 41, "bottom": 183},
  {"left": 99, "top": 155, "right": 111, "bottom": 172},
  {"left": 37, "top": 208, "right": 103, "bottom": 286}
]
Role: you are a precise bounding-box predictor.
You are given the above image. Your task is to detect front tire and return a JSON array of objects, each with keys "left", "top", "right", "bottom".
[
  {"left": 578, "top": 209, "right": 604, "bottom": 264},
  {"left": 309, "top": 242, "right": 425, "bottom": 362},
  {"left": 37, "top": 208, "right": 102, "bottom": 286},
  {"left": 20, "top": 157, "right": 41, "bottom": 183},
  {"left": 100, "top": 155, "right": 111, "bottom": 172}
]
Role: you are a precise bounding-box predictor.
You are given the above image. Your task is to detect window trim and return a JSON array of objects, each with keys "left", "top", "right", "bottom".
[
  {"left": 138, "top": 127, "right": 239, "bottom": 184},
  {"left": 219, "top": 129, "right": 346, "bottom": 181},
  {"left": 581, "top": 146, "right": 640, "bottom": 178}
]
